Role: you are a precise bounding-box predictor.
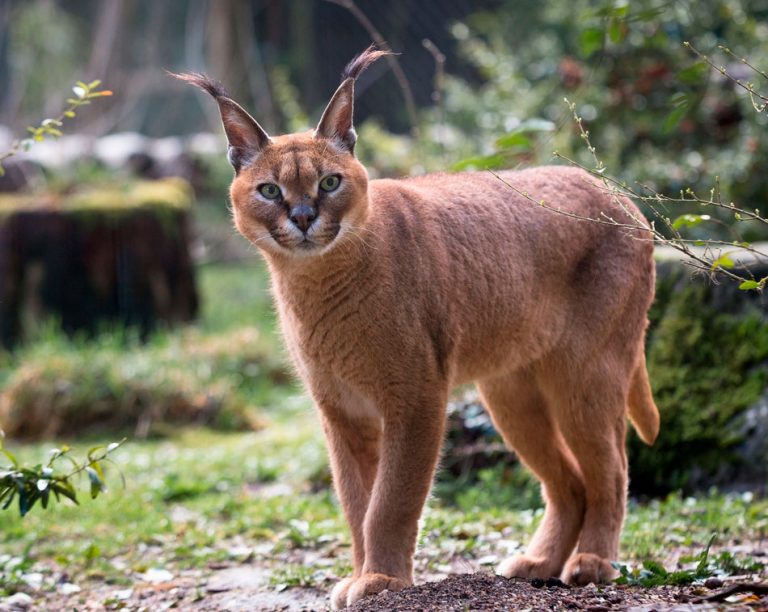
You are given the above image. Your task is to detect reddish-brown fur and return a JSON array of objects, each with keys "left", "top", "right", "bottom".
[{"left": 175, "top": 47, "right": 659, "bottom": 609}]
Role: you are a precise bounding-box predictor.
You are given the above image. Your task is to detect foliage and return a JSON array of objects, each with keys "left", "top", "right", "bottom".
[
  {"left": 0, "top": 434, "right": 124, "bottom": 517},
  {"left": 443, "top": 1, "right": 768, "bottom": 288},
  {"left": 0, "top": 326, "right": 284, "bottom": 440},
  {"left": 443, "top": 0, "right": 768, "bottom": 195},
  {"left": 629, "top": 265, "right": 768, "bottom": 493},
  {"left": 613, "top": 534, "right": 717, "bottom": 586},
  {"left": 0, "top": 80, "right": 112, "bottom": 176}
]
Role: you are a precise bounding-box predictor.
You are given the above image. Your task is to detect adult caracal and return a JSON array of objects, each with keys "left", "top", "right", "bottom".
[{"left": 176, "top": 46, "right": 659, "bottom": 609}]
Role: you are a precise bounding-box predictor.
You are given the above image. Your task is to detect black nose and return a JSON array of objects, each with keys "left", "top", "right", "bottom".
[{"left": 289, "top": 204, "right": 317, "bottom": 232}]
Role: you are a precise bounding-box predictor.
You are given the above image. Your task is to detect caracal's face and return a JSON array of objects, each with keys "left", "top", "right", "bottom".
[{"left": 229, "top": 133, "right": 369, "bottom": 258}]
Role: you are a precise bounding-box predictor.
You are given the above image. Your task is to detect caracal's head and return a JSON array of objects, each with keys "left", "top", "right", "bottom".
[{"left": 175, "top": 46, "right": 390, "bottom": 258}]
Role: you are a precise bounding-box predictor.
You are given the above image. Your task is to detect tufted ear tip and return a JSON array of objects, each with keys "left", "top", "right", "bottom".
[{"left": 173, "top": 71, "right": 271, "bottom": 171}]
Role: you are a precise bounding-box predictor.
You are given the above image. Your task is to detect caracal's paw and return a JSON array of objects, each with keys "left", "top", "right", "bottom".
[
  {"left": 562, "top": 552, "right": 618, "bottom": 585},
  {"left": 497, "top": 554, "right": 562, "bottom": 580},
  {"left": 330, "top": 577, "right": 356, "bottom": 611},
  {"left": 330, "top": 572, "right": 409, "bottom": 609}
]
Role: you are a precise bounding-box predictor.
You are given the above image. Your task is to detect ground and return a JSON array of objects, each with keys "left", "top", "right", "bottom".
[{"left": 1, "top": 420, "right": 766, "bottom": 611}]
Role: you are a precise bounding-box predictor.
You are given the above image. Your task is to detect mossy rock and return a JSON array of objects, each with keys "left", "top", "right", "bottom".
[{"left": 628, "top": 259, "right": 768, "bottom": 494}]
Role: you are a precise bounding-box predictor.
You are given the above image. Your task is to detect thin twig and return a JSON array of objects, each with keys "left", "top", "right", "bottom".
[
  {"left": 695, "top": 581, "right": 768, "bottom": 603},
  {"left": 684, "top": 41, "right": 768, "bottom": 111},
  {"left": 422, "top": 38, "right": 446, "bottom": 157}
]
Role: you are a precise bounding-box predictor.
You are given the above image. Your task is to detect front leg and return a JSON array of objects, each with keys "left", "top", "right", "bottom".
[
  {"left": 318, "top": 402, "right": 381, "bottom": 609},
  {"left": 342, "top": 389, "right": 447, "bottom": 608}
]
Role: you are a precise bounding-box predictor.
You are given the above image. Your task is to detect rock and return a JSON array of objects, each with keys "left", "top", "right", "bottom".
[
  {"left": 206, "top": 566, "right": 266, "bottom": 593},
  {"left": 0, "top": 593, "right": 33, "bottom": 611},
  {"left": 58, "top": 583, "right": 81, "bottom": 595},
  {"left": 140, "top": 568, "right": 174, "bottom": 584}
]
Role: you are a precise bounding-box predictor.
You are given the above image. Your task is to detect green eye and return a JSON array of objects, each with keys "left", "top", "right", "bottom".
[
  {"left": 259, "top": 183, "right": 281, "bottom": 200},
  {"left": 319, "top": 175, "right": 341, "bottom": 192}
]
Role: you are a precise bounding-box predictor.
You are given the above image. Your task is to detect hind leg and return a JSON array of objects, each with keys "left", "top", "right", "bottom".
[
  {"left": 477, "top": 371, "right": 586, "bottom": 579},
  {"left": 544, "top": 370, "right": 629, "bottom": 585}
]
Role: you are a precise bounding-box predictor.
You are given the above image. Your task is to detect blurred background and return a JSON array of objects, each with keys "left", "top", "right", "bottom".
[{"left": 0, "top": 1, "right": 767, "bottom": 605}]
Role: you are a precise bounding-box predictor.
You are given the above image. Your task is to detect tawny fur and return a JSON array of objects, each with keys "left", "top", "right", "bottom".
[{"left": 177, "top": 47, "right": 659, "bottom": 610}]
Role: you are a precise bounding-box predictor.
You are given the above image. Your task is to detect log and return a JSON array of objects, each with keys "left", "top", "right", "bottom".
[{"left": 0, "top": 178, "right": 198, "bottom": 347}]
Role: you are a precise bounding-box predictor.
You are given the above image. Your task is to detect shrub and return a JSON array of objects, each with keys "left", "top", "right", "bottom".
[{"left": 0, "top": 327, "right": 289, "bottom": 440}]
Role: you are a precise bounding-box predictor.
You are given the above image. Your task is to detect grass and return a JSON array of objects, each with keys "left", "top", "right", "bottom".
[{"left": 1, "top": 260, "right": 767, "bottom": 599}]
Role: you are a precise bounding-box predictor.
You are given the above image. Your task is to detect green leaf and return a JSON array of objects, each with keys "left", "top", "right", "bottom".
[
  {"left": 642, "top": 559, "right": 668, "bottom": 577},
  {"left": 88, "top": 79, "right": 102, "bottom": 89},
  {"left": 608, "top": 18, "right": 624, "bottom": 43},
  {"left": 663, "top": 105, "right": 688, "bottom": 133},
  {"left": 87, "top": 445, "right": 106, "bottom": 462},
  {"left": 452, "top": 153, "right": 508, "bottom": 171},
  {"left": 64, "top": 110, "right": 76, "bottom": 118},
  {"left": 0, "top": 165, "right": 5, "bottom": 177},
  {"left": 495, "top": 132, "right": 532, "bottom": 150},
  {"left": 86, "top": 467, "right": 104, "bottom": 499},
  {"left": 738, "top": 280, "right": 760, "bottom": 290},
  {"left": 18, "top": 488, "right": 32, "bottom": 517},
  {"left": 696, "top": 533, "right": 717, "bottom": 575},
  {"left": 580, "top": 27, "right": 603, "bottom": 56},
  {"left": 679, "top": 62, "right": 707, "bottom": 85},
  {"left": 711, "top": 254, "right": 735, "bottom": 270},
  {"left": 1, "top": 488, "right": 15, "bottom": 510},
  {"left": 52, "top": 481, "right": 78, "bottom": 505},
  {"left": 672, "top": 214, "right": 710, "bottom": 229},
  {"left": 1, "top": 447, "right": 19, "bottom": 467}
]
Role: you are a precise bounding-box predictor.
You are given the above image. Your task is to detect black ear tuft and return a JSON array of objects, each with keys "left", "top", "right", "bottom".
[
  {"left": 169, "top": 71, "right": 230, "bottom": 99},
  {"left": 341, "top": 44, "right": 395, "bottom": 81},
  {"left": 314, "top": 45, "right": 394, "bottom": 154},
  {"left": 171, "top": 71, "right": 271, "bottom": 172}
]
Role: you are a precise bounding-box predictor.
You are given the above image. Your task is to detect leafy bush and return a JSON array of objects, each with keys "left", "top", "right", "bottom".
[
  {"left": 436, "top": 1, "right": 768, "bottom": 242},
  {"left": 629, "top": 261, "right": 768, "bottom": 493},
  {"left": 0, "top": 435, "right": 124, "bottom": 516},
  {"left": 0, "top": 327, "right": 289, "bottom": 440}
]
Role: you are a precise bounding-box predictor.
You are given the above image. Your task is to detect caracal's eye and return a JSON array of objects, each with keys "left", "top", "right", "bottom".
[
  {"left": 319, "top": 175, "right": 341, "bottom": 192},
  {"left": 259, "top": 183, "right": 281, "bottom": 200}
]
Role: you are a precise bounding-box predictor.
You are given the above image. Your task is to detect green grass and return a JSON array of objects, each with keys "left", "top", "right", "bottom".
[
  {"left": 1, "top": 421, "right": 765, "bottom": 595},
  {"left": 197, "top": 260, "right": 278, "bottom": 338}
]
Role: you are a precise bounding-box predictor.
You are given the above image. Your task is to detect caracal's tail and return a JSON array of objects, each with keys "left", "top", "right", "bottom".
[{"left": 627, "top": 358, "right": 660, "bottom": 445}]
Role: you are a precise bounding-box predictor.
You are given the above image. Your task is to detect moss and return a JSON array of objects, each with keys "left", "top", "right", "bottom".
[
  {"left": 629, "top": 267, "right": 768, "bottom": 493},
  {"left": 0, "top": 177, "right": 192, "bottom": 221}
]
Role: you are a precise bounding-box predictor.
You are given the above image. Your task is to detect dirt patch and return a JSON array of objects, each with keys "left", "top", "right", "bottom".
[
  {"left": 29, "top": 571, "right": 768, "bottom": 611},
  {"left": 349, "top": 573, "right": 767, "bottom": 611}
]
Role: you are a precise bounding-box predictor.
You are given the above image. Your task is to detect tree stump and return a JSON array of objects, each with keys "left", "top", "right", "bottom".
[{"left": 0, "top": 178, "right": 198, "bottom": 347}]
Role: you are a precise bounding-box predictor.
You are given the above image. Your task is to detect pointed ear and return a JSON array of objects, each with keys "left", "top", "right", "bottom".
[
  {"left": 215, "top": 97, "right": 271, "bottom": 171},
  {"left": 171, "top": 72, "right": 270, "bottom": 172},
  {"left": 314, "top": 78, "right": 356, "bottom": 153}
]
